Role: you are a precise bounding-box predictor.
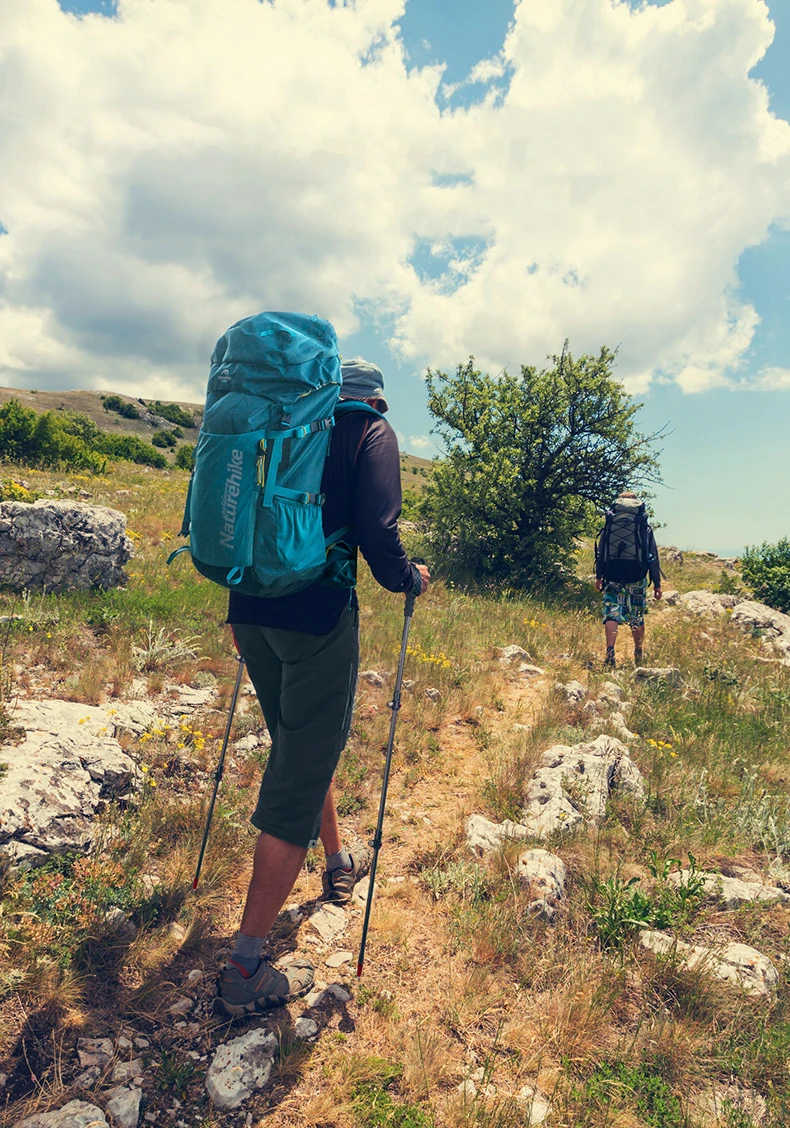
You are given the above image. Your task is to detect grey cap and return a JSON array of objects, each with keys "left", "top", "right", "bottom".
[{"left": 340, "top": 357, "right": 388, "bottom": 411}]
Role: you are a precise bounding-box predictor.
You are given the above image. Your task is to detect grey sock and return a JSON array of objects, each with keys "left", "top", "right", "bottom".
[
  {"left": 230, "top": 932, "right": 265, "bottom": 975},
  {"left": 326, "top": 848, "right": 352, "bottom": 873}
]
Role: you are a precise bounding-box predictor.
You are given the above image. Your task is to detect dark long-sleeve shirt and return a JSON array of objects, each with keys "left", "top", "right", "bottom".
[{"left": 227, "top": 410, "right": 415, "bottom": 634}]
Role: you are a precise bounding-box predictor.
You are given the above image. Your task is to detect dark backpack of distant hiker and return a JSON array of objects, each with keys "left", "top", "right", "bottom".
[
  {"left": 168, "top": 311, "right": 380, "bottom": 597},
  {"left": 595, "top": 497, "right": 651, "bottom": 585}
]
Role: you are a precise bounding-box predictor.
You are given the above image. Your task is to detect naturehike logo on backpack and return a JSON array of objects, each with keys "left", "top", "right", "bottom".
[{"left": 219, "top": 449, "right": 244, "bottom": 550}]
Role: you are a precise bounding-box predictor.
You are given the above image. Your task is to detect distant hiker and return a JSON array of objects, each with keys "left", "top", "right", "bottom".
[
  {"left": 215, "top": 354, "right": 430, "bottom": 1017},
  {"left": 594, "top": 491, "right": 662, "bottom": 668}
]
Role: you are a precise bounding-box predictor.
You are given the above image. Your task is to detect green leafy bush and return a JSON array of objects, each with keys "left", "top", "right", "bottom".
[
  {"left": 579, "top": 1060, "right": 686, "bottom": 1127},
  {"left": 146, "top": 400, "right": 196, "bottom": 428},
  {"left": 741, "top": 538, "right": 790, "bottom": 613},
  {"left": 151, "top": 430, "right": 177, "bottom": 449},
  {"left": 0, "top": 399, "right": 166, "bottom": 471},
  {"left": 174, "top": 442, "right": 195, "bottom": 469},
  {"left": 588, "top": 853, "right": 706, "bottom": 948},
  {"left": 102, "top": 393, "right": 140, "bottom": 419}
]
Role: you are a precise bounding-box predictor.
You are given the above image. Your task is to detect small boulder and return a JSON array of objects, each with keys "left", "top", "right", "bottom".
[
  {"left": 498, "top": 645, "right": 532, "bottom": 665},
  {"left": 0, "top": 501, "right": 133, "bottom": 594},
  {"left": 556, "top": 680, "right": 586, "bottom": 704},
  {"left": 680, "top": 590, "right": 738, "bottom": 616},
  {"left": 518, "top": 664, "right": 546, "bottom": 678},
  {"left": 205, "top": 1029, "right": 277, "bottom": 1109},
  {"left": 77, "top": 1038, "right": 114, "bottom": 1069},
  {"left": 359, "top": 671, "right": 386, "bottom": 687},
  {"left": 308, "top": 903, "right": 347, "bottom": 943},
  {"left": 293, "top": 1018, "right": 319, "bottom": 1040},
  {"left": 640, "top": 931, "right": 778, "bottom": 996},
  {"left": 15, "top": 1102, "right": 109, "bottom": 1128},
  {"left": 634, "top": 666, "right": 683, "bottom": 688},
  {"left": 106, "top": 1085, "right": 142, "bottom": 1128},
  {"left": 466, "top": 814, "right": 530, "bottom": 855},
  {"left": 425, "top": 688, "right": 441, "bottom": 701},
  {"left": 669, "top": 869, "right": 790, "bottom": 911},
  {"left": 517, "top": 848, "right": 567, "bottom": 903},
  {"left": 110, "top": 1059, "right": 143, "bottom": 1085}
]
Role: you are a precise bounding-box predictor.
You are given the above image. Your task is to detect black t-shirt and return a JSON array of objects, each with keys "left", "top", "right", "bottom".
[{"left": 227, "top": 411, "right": 414, "bottom": 634}]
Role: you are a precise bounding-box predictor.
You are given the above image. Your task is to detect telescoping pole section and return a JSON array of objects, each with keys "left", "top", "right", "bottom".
[
  {"left": 357, "top": 590, "right": 417, "bottom": 977},
  {"left": 193, "top": 653, "right": 246, "bottom": 891}
]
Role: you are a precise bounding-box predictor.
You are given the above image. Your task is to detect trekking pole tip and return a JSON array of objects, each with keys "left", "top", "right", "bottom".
[
  {"left": 356, "top": 960, "right": 364, "bottom": 978},
  {"left": 192, "top": 877, "right": 199, "bottom": 891}
]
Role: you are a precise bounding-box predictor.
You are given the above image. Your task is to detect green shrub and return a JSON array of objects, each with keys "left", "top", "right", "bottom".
[
  {"left": 0, "top": 478, "right": 39, "bottom": 503},
  {"left": 146, "top": 400, "right": 196, "bottom": 428},
  {"left": 174, "top": 442, "right": 195, "bottom": 470},
  {"left": 578, "top": 1060, "right": 686, "bottom": 1127},
  {"left": 102, "top": 393, "right": 140, "bottom": 419},
  {"left": 741, "top": 538, "right": 790, "bottom": 613},
  {"left": 151, "top": 430, "right": 177, "bottom": 449},
  {"left": 0, "top": 401, "right": 106, "bottom": 472}
]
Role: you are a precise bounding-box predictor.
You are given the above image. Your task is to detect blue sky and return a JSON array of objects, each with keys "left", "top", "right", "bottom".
[{"left": 4, "top": 0, "right": 790, "bottom": 555}]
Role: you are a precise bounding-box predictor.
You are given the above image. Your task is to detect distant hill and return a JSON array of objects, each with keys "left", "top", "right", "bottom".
[{"left": 0, "top": 387, "right": 435, "bottom": 483}]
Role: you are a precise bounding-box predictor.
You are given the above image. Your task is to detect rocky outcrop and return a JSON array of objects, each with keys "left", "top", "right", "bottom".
[
  {"left": 14, "top": 1102, "right": 109, "bottom": 1128},
  {"left": 730, "top": 600, "right": 790, "bottom": 662},
  {"left": 0, "top": 501, "right": 133, "bottom": 593},
  {"left": 669, "top": 868, "right": 790, "bottom": 911},
  {"left": 0, "top": 700, "right": 156, "bottom": 867},
  {"left": 466, "top": 814, "right": 530, "bottom": 854},
  {"left": 640, "top": 931, "right": 778, "bottom": 996},
  {"left": 634, "top": 666, "right": 683, "bottom": 688},
  {"left": 522, "top": 734, "right": 645, "bottom": 837},
  {"left": 679, "top": 591, "right": 738, "bottom": 616}
]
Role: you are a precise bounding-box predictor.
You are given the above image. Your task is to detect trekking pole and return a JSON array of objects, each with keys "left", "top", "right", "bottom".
[
  {"left": 193, "top": 653, "right": 245, "bottom": 891},
  {"left": 357, "top": 590, "right": 417, "bottom": 977}
]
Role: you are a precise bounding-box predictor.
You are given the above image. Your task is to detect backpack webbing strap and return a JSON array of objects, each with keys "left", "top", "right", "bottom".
[{"left": 276, "top": 485, "right": 325, "bottom": 505}]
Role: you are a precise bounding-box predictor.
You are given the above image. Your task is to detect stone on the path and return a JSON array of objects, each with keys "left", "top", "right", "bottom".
[
  {"left": 306, "top": 982, "right": 352, "bottom": 1007},
  {"left": 233, "top": 734, "right": 260, "bottom": 753},
  {"left": 425, "top": 688, "right": 441, "bottom": 701},
  {"left": 517, "top": 849, "right": 567, "bottom": 903},
  {"left": 15, "top": 1103, "right": 109, "bottom": 1128},
  {"left": 662, "top": 589, "right": 681, "bottom": 606},
  {"left": 556, "top": 680, "right": 586, "bottom": 704},
  {"left": 110, "top": 1059, "right": 143, "bottom": 1084},
  {"left": 515, "top": 1087, "right": 551, "bottom": 1126},
  {"left": 293, "top": 1018, "right": 319, "bottom": 1040},
  {"left": 669, "top": 869, "right": 790, "bottom": 911},
  {"left": 640, "top": 931, "right": 778, "bottom": 997},
  {"left": 205, "top": 1029, "right": 277, "bottom": 1109},
  {"left": 679, "top": 590, "right": 738, "bottom": 616},
  {"left": 466, "top": 814, "right": 530, "bottom": 855},
  {"left": 167, "top": 997, "right": 193, "bottom": 1016},
  {"left": 0, "top": 700, "right": 151, "bottom": 867},
  {"left": 106, "top": 1085, "right": 142, "bottom": 1128},
  {"left": 77, "top": 1038, "right": 114, "bottom": 1069},
  {"left": 352, "top": 875, "right": 370, "bottom": 906},
  {"left": 359, "top": 670, "right": 386, "bottom": 687},
  {"left": 601, "top": 682, "right": 624, "bottom": 700},
  {"left": 498, "top": 645, "right": 532, "bottom": 665},
  {"left": 518, "top": 664, "right": 546, "bottom": 678},
  {"left": 308, "top": 902, "right": 347, "bottom": 942},
  {"left": 75, "top": 1068, "right": 101, "bottom": 1090},
  {"left": 522, "top": 734, "right": 644, "bottom": 838},
  {"left": 325, "top": 951, "right": 353, "bottom": 968},
  {"left": 0, "top": 501, "right": 133, "bottom": 594},
  {"left": 634, "top": 666, "right": 683, "bottom": 687}
]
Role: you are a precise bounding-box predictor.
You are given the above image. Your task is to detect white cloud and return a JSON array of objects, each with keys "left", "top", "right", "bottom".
[
  {"left": 751, "top": 365, "right": 790, "bottom": 389},
  {"left": 0, "top": 0, "right": 788, "bottom": 401},
  {"left": 408, "top": 434, "right": 432, "bottom": 451}
]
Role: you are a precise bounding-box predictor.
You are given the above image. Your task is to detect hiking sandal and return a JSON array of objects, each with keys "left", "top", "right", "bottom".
[
  {"left": 318, "top": 843, "right": 373, "bottom": 905},
  {"left": 213, "top": 956, "right": 315, "bottom": 1018}
]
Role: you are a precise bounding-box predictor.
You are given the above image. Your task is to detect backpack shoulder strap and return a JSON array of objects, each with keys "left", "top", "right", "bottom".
[{"left": 334, "top": 400, "right": 384, "bottom": 421}]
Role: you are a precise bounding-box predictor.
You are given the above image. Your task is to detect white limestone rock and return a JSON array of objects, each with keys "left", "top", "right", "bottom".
[
  {"left": 15, "top": 1103, "right": 109, "bottom": 1128},
  {"left": 498, "top": 645, "right": 532, "bottom": 665},
  {"left": 106, "top": 1086, "right": 142, "bottom": 1128},
  {"left": 731, "top": 600, "right": 790, "bottom": 663},
  {"left": 77, "top": 1038, "right": 114, "bottom": 1070},
  {"left": 466, "top": 814, "right": 530, "bottom": 855},
  {"left": 205, "top": 1029, "right": 277, "bottom": 1109},
  {"left": 515, "top": 1087, "right": 551, "bottom": 1125},
  {"left": 359, "top": 670, "right": 385, "bottom": 687},
  {"left": 522, "top": 734, "right": 644, "bottom": 838},
  {"left": 1, "top": 701, "right": 143, "bottom": 867},
  {"left": 110, "top": 1060, "right": 143, "bottom": 1085},
  {"left": 518, "top": 664, "right": 546, "bottom": 678},
  {"left": 517, "top": 849, "right": 567, "bottom": 903},
  {"left": 680, "top": 590, "right": 738, "bottom": 616},
  {"left": 308, "top": 903, "right": 347, "bottom": 942},
  {"left": 634, "top": 666, "right": 683, "bottom": 687},
  {"left": 669, "top": 869, "right": 790, "bottom": 911},
  {"left": 0, "top": 501, "right": 133, "bottom": 594},
  {"left": 556, "top": 680, "right": 586, "bottom": 704},
  {"left": 293, "top": 1018, "right": 319, "bottom": 1040},
  {"left": 640, "top": 931, "right": 778, "bottom": 997}
]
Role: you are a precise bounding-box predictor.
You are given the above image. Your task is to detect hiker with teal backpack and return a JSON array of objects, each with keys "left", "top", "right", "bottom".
[
  {"left": 594, "top": 491, "right": 662, "bottom": 669},
  {"left": 173, "top": 312, "right": 429, "bottom": 1016}
]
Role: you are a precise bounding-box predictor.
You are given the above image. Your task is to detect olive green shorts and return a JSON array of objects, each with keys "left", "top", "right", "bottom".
[{"left": 232, "top": 606, "right": 359, "bottom": 849}]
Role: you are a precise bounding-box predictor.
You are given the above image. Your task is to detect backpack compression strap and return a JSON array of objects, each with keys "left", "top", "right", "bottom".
[{"left": 259, "top": 418, "right": 334, "bottom": 508}]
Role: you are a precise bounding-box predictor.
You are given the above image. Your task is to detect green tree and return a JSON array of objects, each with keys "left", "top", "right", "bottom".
[
  {"left": 741, "top": 538, "right": 790, "bottom": 613},
  {"left": 422, "top": 345, "right": 663, "bottom": 587},
  {"left": 174, "top": 442, "right": 195, "bottom": 470}
]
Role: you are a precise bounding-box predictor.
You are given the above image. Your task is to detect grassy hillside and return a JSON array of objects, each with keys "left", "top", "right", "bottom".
[{"left": 1, "top": 459, "right": 789, "bottom": 1128}]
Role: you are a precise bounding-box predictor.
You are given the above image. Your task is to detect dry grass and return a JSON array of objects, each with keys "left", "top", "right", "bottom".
[{"left": 1, "top": 460, "right": 789, "bottom": 1127}]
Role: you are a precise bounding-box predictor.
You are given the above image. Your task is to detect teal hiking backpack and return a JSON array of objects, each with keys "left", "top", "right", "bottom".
[{"left": 170, "top": 311, "right": 381, "bottom": 598}]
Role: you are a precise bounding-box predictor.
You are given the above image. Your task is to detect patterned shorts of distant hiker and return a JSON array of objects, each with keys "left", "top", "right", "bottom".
[{"left": 602, "top": 579, "right": 648, "bottom": 628}]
